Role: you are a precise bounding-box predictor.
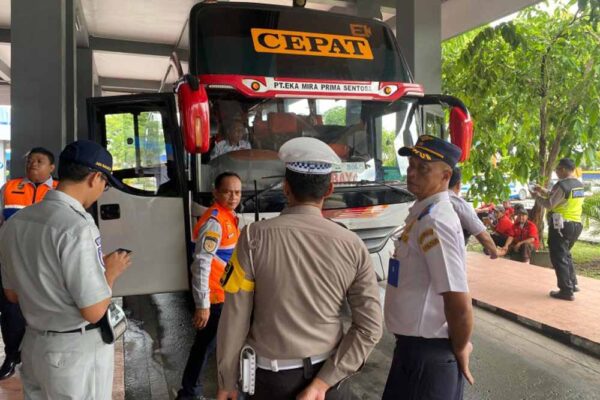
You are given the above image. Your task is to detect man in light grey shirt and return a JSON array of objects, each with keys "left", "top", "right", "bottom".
[
  {"left": 448, "top": 167, "right": 497, "bottom": 259},
  {"left": 0, "top": 140, "right": 131, "bottom": 399}
]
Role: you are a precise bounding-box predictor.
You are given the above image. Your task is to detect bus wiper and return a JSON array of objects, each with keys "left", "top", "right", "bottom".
[
  {"left": 334, "top": 180, "right": 412, "bottom": 196},
  {"left": 241, "top": 178, "right": 283, "bottom": 221}
]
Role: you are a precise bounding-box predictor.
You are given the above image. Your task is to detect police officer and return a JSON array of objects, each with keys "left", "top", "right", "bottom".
[
  {"left": 531, "top": 158, "right": 584, "bottom": 301},
  {"left": 383, "top": 135, "right": 474, "bottom": 400},
  {"left": 0, "top": 147, "right": 57, "bottom": 380},
  {"left": 216, "top": 137, "right": 382, "bottom": 400},
  {"left": 448, "top": 166, "right": 498, "bottom": 258},
  {"left": 0, "top": 140, "right": 131, "bottom": 399},
  {"left": 176, "top": 172, "right": 242, "bottom": 400}
]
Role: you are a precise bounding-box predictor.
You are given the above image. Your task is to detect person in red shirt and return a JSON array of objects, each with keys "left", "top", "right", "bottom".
[
  {"left": 502, "top": 200, "right": 515, "bottom": 220},
  {"left": 488, "top": 205, "right": 513, "bottom": 247},
  {"left": 498, "top": 208, "right": 540, "bottom": 263}
]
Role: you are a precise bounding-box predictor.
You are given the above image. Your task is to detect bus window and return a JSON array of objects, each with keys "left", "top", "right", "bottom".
[{"left": 105, "top": 111, "right": 177, "bottom": 196}]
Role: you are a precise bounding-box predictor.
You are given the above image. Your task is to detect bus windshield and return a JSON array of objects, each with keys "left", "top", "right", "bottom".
[
  {"left": 197, "top": 94, "right": 420, "bottom": 211},
  {"left": 189, "top": 2, "right": 408, "bottom": 83}
]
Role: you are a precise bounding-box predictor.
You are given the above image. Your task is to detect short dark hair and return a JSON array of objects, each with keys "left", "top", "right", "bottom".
[
  {"left": 449, "top": 167, "right": 462, "bottom": 189},
  {"left": 27, "top": 147, "right": 55, "bottom": 165},
  {"left": 558, "top": 158, "right": 576, "bottom": 171},
  {"left": 285, "top": 169, "right": 331, "bottom": 202},
  {"left": 58, "top": 160, "right": 94, "bottom": 183},
  {"left": 214, "top": 172, "right": 241, "bottom": 190}
]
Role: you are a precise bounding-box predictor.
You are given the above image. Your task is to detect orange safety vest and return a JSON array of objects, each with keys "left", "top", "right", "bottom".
[
  {"left": 192, "top": 202, "right": 239, "bottom": 304},
  {"left": 2, "top": 178, "right": 58, "bottom": 220}
]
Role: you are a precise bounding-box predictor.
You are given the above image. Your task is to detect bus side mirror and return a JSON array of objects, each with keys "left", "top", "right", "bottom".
[
  {"left": 176, "top": 75, "right": 210, "bottom": 154},
  {"left": 449, "top": 106, "right": 473, "bottom": 162}
]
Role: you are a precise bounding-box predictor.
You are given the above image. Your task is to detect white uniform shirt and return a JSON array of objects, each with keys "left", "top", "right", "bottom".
[
  {"left": 448, "top": 190, "right": 486, "bottom": 236},
  {"left": 384, "top": 191, "right": 469, "bottom": 338},
  {"left": 210, "top": 140, "right": 251, "bottom": 159},
  {"left": 0, "top": 190, "right": 111, "bottom": 331}
]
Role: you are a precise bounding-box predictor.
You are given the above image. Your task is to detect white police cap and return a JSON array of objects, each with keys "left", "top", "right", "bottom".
[{"left": 279, "top": 137, "right": 341, "bottom": 175}]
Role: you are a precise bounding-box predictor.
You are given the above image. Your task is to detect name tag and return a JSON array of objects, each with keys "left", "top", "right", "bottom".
[{"left": 388, "top": 259, "right": 400, "bottom": 287}]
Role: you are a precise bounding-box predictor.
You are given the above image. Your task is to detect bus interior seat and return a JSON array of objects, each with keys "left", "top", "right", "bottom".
[{"left": 328, "top": 143, "right": 350, "bottom": 160}]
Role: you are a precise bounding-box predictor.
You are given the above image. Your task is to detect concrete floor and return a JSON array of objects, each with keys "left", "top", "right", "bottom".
[{"left": 123, "top": 293, "right": 600, "bottom": 400}]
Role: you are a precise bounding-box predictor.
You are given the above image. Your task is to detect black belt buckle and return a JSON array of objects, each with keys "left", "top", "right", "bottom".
[{"left": 302, "top": 357, "right": 313, "bottom": 379}]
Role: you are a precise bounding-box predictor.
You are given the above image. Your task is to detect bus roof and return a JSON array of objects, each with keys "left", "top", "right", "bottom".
[{"left": 189, "top": 2, "right": 413, "bottom": 99}]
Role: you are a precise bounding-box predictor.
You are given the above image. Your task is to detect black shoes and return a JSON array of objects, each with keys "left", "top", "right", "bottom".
[
  {"left": 549, "top": 290, "right": 575, "bottom": 301},
  {"left": 573, "top": 286, "right": 580, "bottom": 293},
  {"left": 0, "top": 356, "right": 20, "bottom": 380}
]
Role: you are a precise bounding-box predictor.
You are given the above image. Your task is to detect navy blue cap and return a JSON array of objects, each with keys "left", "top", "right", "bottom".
[
  {"left": 398, "top": 135, "right": 462, "bottom": 168},
  {"left": 59, "top": 140, "right": 122, "bottom": 188}
]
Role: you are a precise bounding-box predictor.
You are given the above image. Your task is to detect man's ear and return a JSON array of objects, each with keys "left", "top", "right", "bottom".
[
  {"left": 282, "top": 179, "right": 291, "bottom": 197},
  {"left": 49, "top": 164, "right": 56, "bottom": 174},
  {"left": 324, "top": 181, "right": 334, "bottom": 198}
]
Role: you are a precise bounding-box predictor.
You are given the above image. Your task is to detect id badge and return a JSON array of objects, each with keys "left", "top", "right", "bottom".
[{"left": 388, "top": 259, "right": 400, "bottom": 287}]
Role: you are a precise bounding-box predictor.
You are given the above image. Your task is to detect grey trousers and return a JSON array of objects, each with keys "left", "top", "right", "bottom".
[{"left": 20, "top": 327, "right": 114, "bottom": 400}]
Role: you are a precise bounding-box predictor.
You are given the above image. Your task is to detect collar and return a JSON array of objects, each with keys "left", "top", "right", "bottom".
[
  {"left": 44, "top": 190, "right": 87, "bottom": 215},
  {"left": 408, "top": 191, "right": 449, "bottom": 218},
  {"left": 213, "top": 201, "right": 237, "bottom": 219},
  {"left": 281, "top": 205, "right": 323, "bottom": 216},
  {"left": 447, "top": 190, "right": 459, "bottom": 198},
  {"left": 22, "top": 176, "right": 54, "bottom": 189}
]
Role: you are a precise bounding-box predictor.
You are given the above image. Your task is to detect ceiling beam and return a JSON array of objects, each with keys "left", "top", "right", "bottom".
[
  {"left": 90, "top": 36, "right": 188, "bottom": 62},
  {"left": 99, "top": 77, "right": 162, "bottom": 92}
]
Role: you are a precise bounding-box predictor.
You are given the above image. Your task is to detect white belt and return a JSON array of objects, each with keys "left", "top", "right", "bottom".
[{"left": 256, "top": 351, "right": 334, "bottom": 372}]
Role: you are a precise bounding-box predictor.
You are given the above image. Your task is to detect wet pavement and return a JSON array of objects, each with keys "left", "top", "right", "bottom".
[{"left": 123, "top": 292, "right": 600, "bottom": 400}]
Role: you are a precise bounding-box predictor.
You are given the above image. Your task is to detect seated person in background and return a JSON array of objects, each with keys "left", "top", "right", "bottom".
[
  {"left": 502, "top": 200, "right": 515, "bottom": 220},
  {"left": 512, "top": 203, "right": 525, "bottom": 220},
  {"left": 210, "top": 119, "right": 251, "bottom": 160},
  {"left": 497, "top": 208, "right": 539, "bottom": 263},
  {"left": 475, "top": 201, "right": 495, "bottom": 221},
  {"left": 488, "top": 205, "right": 513, "bottom": 247}
]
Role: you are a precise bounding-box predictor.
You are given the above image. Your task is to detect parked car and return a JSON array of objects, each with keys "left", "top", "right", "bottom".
[{"left": 460, "top": 180, "right": 529, "bottom": 200}]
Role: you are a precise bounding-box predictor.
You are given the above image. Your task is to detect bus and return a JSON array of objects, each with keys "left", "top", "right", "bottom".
[{"left": 86, "top": 2, "right": 473, "bottom": 296}]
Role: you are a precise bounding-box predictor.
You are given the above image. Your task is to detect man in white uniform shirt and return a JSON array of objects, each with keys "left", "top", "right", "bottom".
[
  {"left": 383, "top": 135, "right": 474, "bottom": 400},
  {"left": 210, "top": 119, "right": 251, "bottom": 159}
]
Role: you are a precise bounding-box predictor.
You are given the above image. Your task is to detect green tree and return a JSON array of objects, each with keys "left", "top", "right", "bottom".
[
  {"left": 382, "top": 128, "right": 398, "bottom": 167},
  {"left": 323, "top": 106, "right": 346, "bottom": 125},
  {"left": 443, "top": 0, "right": 600, "bottom": 231}
]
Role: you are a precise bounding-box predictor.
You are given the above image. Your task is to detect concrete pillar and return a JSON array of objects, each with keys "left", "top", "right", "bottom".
[
  {"left": 395, "top": 0, "right": 441, "bottom": 94},
  {"left": 66, "top": 0, "right": 77, "bottom": 143},
  {"left": 77, "top": 47, "right": 95, "bottom": 140},
  {"left": 10, "top": 0, "right": 76, "bottom": 178}
]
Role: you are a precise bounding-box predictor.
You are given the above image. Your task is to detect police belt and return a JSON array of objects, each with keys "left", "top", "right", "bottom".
[{"left": 256, "top": 350, "right": 333, "bottom": 372}]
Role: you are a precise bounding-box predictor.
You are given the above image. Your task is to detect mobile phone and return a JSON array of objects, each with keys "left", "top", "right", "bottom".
[{"left": 116, "top": 248, "right": 132, "bottom": 254}]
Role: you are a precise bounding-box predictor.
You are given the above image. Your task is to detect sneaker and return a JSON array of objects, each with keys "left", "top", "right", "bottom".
[{"left": 549, "top": 290, "right": 574, "bottom": 301}]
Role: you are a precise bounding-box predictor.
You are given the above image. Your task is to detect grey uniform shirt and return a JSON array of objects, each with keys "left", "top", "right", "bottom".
[
  {"left": 448, "top": 190, "right": 486, "bottom": 236},
  {"left": 191, "top": 217, "right": 222, "bottom": 309},
  {"left": 0, "top": 190, "right": 111, "bottom": 331},
  {"left": 533, "top": 182, "right": 567, "bottom": 209},
  {"left": 216, "top": 205, "right": 383, "bottom": 390}
]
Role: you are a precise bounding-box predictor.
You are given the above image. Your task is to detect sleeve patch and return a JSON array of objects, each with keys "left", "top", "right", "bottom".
[
  {"left": 221, "top": 250, "right": 254, "bottom": 293},
  {"left": 203, "top": 236, "right": 219, "bottom": 253},
  {"left": 94, "top": 237, "right": 105, "bottom": 267},
  {"left": 421, "top": 238, "right": 440, "bottom": 252},
  {"left": 418, "top": 229, "right": 435, "bottom": 245}
]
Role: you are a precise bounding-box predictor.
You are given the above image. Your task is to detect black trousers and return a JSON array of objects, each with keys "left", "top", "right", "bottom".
[
  {"left": 382, "top": 335, "right": 464, "bottom": 400},
  {"left": 177, "top": 302, "right": 223, "bottom": 399},
  {"left": 251, "top": 361, "right": 351, "bottom": 400},
  {"left": 548, "top": 221, "right": 582, "bottom": 295},
  {"left": 0, "top": 273, "right": 25, "bottom": 361},
  {"left": 491, "top": 233, "right": 507, "bottom": 248}
]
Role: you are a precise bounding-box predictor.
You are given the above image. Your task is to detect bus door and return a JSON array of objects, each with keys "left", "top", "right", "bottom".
[{"left": 87, "top": 93, "right": 191, "bottom": 296}]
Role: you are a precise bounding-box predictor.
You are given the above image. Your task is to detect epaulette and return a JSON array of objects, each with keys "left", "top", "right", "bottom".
[
  {"left": 418, "top": 203, "right": 435, "bottom": 220},
  {"left": 211, "top": 209, "right": 219, "bottom": 217}
]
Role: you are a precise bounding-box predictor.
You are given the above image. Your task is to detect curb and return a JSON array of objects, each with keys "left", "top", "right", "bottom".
[{"left": 472, "top": 298, "right": 600, "bottom": 359}]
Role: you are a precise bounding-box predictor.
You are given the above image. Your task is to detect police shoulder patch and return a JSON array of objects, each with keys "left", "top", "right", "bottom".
[
  {"left": 421, "top": 238, "right": 440, "bottom": 253},
  {"left": 202, "top": 236, "right": 218, "bottom": 253}
]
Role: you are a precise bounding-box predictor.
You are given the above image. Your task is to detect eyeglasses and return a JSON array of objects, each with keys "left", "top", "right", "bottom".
[{"left": 90, "top": 169, "right": 111, "bottom": 192}]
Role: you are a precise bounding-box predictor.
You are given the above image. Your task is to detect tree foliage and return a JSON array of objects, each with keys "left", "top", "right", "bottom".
[
  {"left": 323, "top": 106, "right": 346, "bottom": 125},
  {"left": 443, "top": 0, "right": 600, "bottom": 231}
]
